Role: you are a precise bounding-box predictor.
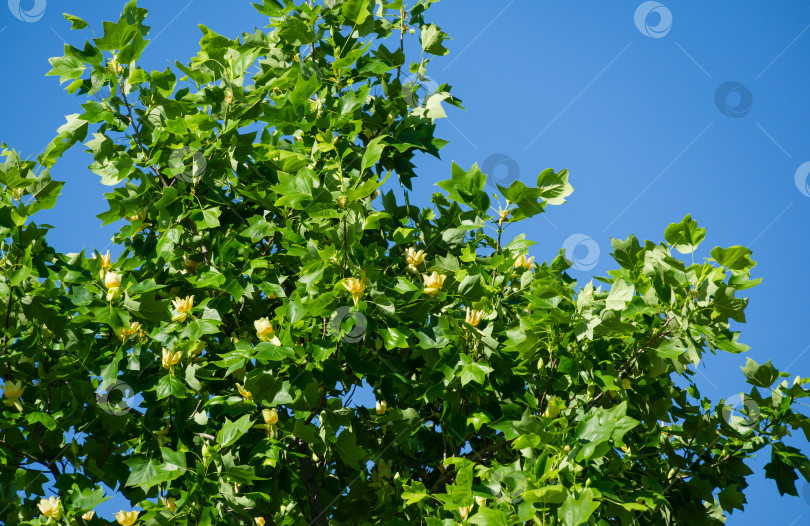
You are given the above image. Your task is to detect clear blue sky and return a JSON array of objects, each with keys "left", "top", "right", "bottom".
[{"left": 1, "top": 1, "right": 809, "bottom": 523}]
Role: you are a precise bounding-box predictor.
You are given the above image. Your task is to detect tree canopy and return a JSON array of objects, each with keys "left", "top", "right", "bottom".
[{"left": 1, "top": 1, "right": 810, "bottom": 525}]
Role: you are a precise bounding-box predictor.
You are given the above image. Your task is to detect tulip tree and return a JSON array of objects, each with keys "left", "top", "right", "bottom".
[{"left": 1, "top": 1, "right": 810, "bottom": 525}]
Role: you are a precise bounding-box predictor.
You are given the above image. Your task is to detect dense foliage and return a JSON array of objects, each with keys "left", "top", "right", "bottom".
[{"left": 1, "top": 1, "right": 809, "bottom": 525}]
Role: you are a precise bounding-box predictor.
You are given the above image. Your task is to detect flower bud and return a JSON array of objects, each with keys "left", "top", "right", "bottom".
[
  {"left": 376, "top": 400, "right": 388, "bottom": 415},
  {"left": 263, "top": 408, "right": 278, "bottom": 426}
]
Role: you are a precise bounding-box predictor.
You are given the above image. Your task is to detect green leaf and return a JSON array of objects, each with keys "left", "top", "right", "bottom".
[
  {"left": 605, "top": 279, "right": 634, "bottom": 311},
  {"left": 711, "top": 245, "right": 756, "bottom": 270},
  {"left": 335, "top": 431, "right": 367, "bottom": 470},
  {"left": 64, "top": 13, "right": 89, "bottom": 30},
  {"left": 741, "top": 357, "right": 779, "bottom": 388},
  {"left": 436, "top": 162, "right": 490, "bottom": 212},
  {"left": 217, "top": 414, "right": 255, "bottom": 448},
  {"left": 524, "top": 485, "right": 567, "bottom": 504},
  {"left": 468, "top": 507, "right": 509, "bottom": 526},
  {"left": 156, "top": 375, "right": 187, "bottom": 399},
  {"left": 341, "top": 0, "right": 371, "bottom": 26},
  {"left": 361, "top": 136, "right": 387, "bottom": 173},
  {"left": 558, "top": 489, "right": 600, "bottom": 526},
  {"left": 420, "top": 24, "right": 449, "bottom": 56},
  {"left": 27, "top": 412, "right": 57, "bottom": 431},
  {"left": 664, "top": 214, "right": 706, "bottom": 254}
]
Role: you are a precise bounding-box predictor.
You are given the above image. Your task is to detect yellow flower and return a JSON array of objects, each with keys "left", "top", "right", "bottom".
[
  {"left": 162, "top": 348, "right": 183, "bottom": 370},
  {"left": 161, "top": 497, "right": 177, "bottom": 513},
  {"left": 465, "top": 308, "right": 484, "bottom": 327},
  {"left": 263, "top": 408, "right": 278, "bottom": 426},
  {"left": 255, "top": 518, "right": 266, "bottom": 526},
  {"left": 183, "top": 256, "right": 201, "bottom": 273},
  {"left": 254, "top": 317, "right": 281, "bottom": 345},
  {"left": 100, "top": 250, "right": 112, "bottom": 271},
  {"left": 474, "top": 496, "right": 486, "bottom": 507},
  {"left": 82, "top": 510, "right": 96, "bottom": 520},
  {"left": 377, "top": 459, "right": 391, "bottom": 479},
  {"left": 514, "top": 254, "right": 534, "bottom": 270},
  {"left": 405, "top": 247, "right": 426, "bottom": 272},
  {"left": 129, "top": 210, "right": 146, "bottom": 222},
  {"left": 422, "top": 272, "right": 446, "bottom": 297},
  {"left": 342, "top": 277, "right": 366, "bottom": 306},
  {"left": 376, "top": 400, "right": 388, "bottom": 415},
  {"left": 10, "top": 187, "right": 23, "bottom": 201},
  {"left": 105, "top": 271, "right": 123, "bottom": 301},
  {"left": 171, "top": 296, "right": 194, "bottom": 322},
  {"left": 459, "top": 505, "right": 473, "bottom": 520},
  {"left": 115, "top": 510, "right": 139, "bottom": 526},
  {"left": 236, "top": 383, "right": 253, "bottom": 402},
  {"left": 2, "top": 380, "right": 23, "bottom": 400},
  {"left": 117, "top": 321, "right": 143, "bottom": 341},
  {"left": 38, "top": 496, "right": 62, "bottom": 521},
  {"left": 544, "top": 396, "right": 565, "bottom": 419}
]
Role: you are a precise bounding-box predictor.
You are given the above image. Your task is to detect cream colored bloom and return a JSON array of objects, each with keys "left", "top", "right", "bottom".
[
  {"left": 254, "top": 317, "right": 281, "bottom": 345},
  {"left": 162, "top": 348, "right": 182, "bottom": 370},
  {"left": 459, "top": 505, "right": 473, "bottom": 519},
  {"left": 105, "top": 271, "right": 123, "bottom": 301},
  {"left": 171, "top": 296, "right": 194, "bottom": 322},
  {"left": 183, "top": 256, "right": 201, "bottom": 273},
  {"left": 38, "top": 496, "right": 62, "bottom": 521},
  {"left": 514, "top": 254, "right": 535, "bottom": 270},
  {"left": 118, "top": 321, "right": 143, "bottom": 341},
  {"left": 376, "top": 400, "right": 388, "bottom": 415},
  {"left": 263, "top": 408, "right": 278, "bottom": 426},
  {"left": 82, "top": 510, "right": 96, "bottom": 520},
  {"left": 465, "top": 308, "right": 484, "bottom": 327},
  {"left": 115, "top": 510, "right": 139, "bottom": 526},
  {"left": 2, "top": 380, "right": 23, "bottom": 400},
  {"left": 100, "top": 250, "right": 112, "bottom": 271},
  {"left": 422, "top": 272, "right": 446, "bottom": 297},
  {"left": 405, "top": 247, "right": 426, "bottom": 272},
  {"left": 342, "top": 277, "right": 366, "bottom": 306},
  {"left": 255, "top": 518, "right": 266, "bottom": 526},
  {"left": 474, "top": 496, "right": 486, "bottom": 507},
  {"left": 161, "top": 497, "right": 177, "bottom": 513},
  {"left": 236, "top": 383, "right": 253, "bottom": 402}
]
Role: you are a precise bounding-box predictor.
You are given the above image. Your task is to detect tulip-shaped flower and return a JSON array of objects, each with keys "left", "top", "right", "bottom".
[
  {"left": 105, "top": 271, "right": 122, "bottom": 301},
  {"left": 422, "top": 272, "right": 446, "bottom": 297},
  {"left": 263, "top": 408, "right": 279, "bottom": 426},
  {"left": 118, "top": 321, "right": 143, "bottom": 341},
  {"left": 38, "top": 496, "right": 62, "bottom": 522},
  {"left": 171, "top": 296, "right": 194, "bottom": 322},
  {"left": 2, "top": 380, "right": 23, "bottom": 411},
  {"left": 161, "top": 497, "right": 178, "bottom": 513},
  {"left": 405, "top": 247, "right": 426, "bottom": 273},
  {"left": 514, "top": 254, "right": 534, "bottom": 270},
  {"left": 342, "top": 277, "right": 366, "bottom": 306},
  {"left": 162, "top": 348, "right": 183, "bottom": 370},
  {"left": 100, "top": 250, "right": 112, "bottom": 274},
  {"left": 255, "top": 518, "right": 266, "bottom": 526},
  {"left": 376, "top": 400, "right": 388, "bottom": 415},
  {"left": 459, "top": 505, "right": 473, "bottom": 520},
  {"left": 236, "top": 383, "right": 253, "bottom": 402},
  {"left": 82, "top": 510, "right": 96, "bottom": 520},
  {"left": 115, "top": 510, "right": 139, "bottom": 526},
  {"left": 254, "top": 317, "right": 281, "bottom": 345},
  {"left": 465, "top": 308, "right": 484, "bottom": 327}
]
